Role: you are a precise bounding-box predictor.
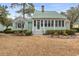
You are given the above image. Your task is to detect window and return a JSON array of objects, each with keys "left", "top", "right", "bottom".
[
  {"left": 55, "top": 20, "right": 57, "bottom": 27},
  {"left": 45, "top": 20, "right": 47, "bottom": 27},
  {"left": 51, "top": 20, "right": 54, "bottom": 27},
  {"left": 48, "top": 20, "right": 50, "bottom": 27},
  {"left": 41, "top": 20, "right": 43, "bottom": 27},
  {"left": 62, "top": 20, "right": 64, "bottom": 27},
  {"left": 17, "top": 22, "right": 24, "bottom": 28},
  {"left": 37, "top": 20, "right": 40, "bottom": 29},
  {"left": 59, "top": 20, "right": 61, "bottom": 27},
  {"left": 34, "top": 20, "right": 36, "bottom": 27},
  {"left": 22, "top": 23, "right": 24, "bottom": 28},
  {"left": 15, "top": 23, "right": 18, "bottom": 28},
  {"left": 18, "top": 23, "right": 21, "bottom": 28}
]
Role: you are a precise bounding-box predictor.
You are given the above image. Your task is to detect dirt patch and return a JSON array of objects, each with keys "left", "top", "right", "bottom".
[{"left": 0, "top": 35, "right": 79, "bottom": 55}]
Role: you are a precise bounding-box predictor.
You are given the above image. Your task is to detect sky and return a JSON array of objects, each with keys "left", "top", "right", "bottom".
[{"left": 0, "top": 3, "right": 78, "bottom": 19}]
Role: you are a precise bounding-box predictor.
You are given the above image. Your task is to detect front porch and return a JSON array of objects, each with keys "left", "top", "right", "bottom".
[{"left": 32, "top": 19, "right": 69, "bottom": 35}]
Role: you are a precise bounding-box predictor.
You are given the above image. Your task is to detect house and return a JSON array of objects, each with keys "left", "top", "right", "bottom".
[
  {"left": 12, "top": 5, "right": 70, "bottom": 35},
  {"left": 73, "top": 19, "right": 79, "bottom": 28},
  {"left": 0, "top": 24, "right": 6, "bottom": 31}
]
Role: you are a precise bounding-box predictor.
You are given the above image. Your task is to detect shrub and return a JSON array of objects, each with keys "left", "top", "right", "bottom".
[
  {"left": 66, "top": 30, "right": 75, "bottom": 35},
  {"left": 62, "top": 30, "right": 68, "bottom": 36},
  {"left": 4, "top": 28, "right": 14, "bottom": 34},
  {"left": 25, "top": 31, "right": 32, "bottom": 36},
  {"left": 45, "top": 30, "right": 54, "bottom": 35},
  {"left": 14, "top": 30, "right": 27, "bottom": 36},
  {"left": 14, "top": 30, "right": 32, "bottom": 36},
  {"left": 0, "top": 31, "right": 4, "bottom": 33},
  {"left": 53, "top": 31, "right": 59, "bottom": 35},
  {"left": 45, "top": 29, "right": 76, "bottom": 36},
  {"left": 73, "top": 28, "right": 79, "bottom": 32}
]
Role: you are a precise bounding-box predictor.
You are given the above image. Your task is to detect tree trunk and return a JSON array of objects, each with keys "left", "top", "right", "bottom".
[
  {"left": 70, "top": 23, "right": 73, "bottom": 29},
  {"left": 21, "top": 3, "right": 26, "bottom": 35},
  {"left": 6, "top": 26, "right": 9, "bottom": 30}
]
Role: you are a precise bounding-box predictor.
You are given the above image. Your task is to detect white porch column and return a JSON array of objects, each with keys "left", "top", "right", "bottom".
[
  {"left": 43, "top": 20, "right": 45, "bottom": 28},
  {"left": 36, "top": 20, "right": 37, "bottom": 30},
  {"left": 61, "top": 20, "right": 62, "bottom": 27},
  {"left": 50, "top": 20, "right": 52, "bottom": 27},
  {"left": 43, "top": 20, "right": 45, "bottom": 33},
  {"left": 57, "top": 20, "right": 59, "bottom": 27},
  {"left": 39, "top": 19, "right": 41, "bottom": 29},
  {"left": 54, "top": 20, "right": 55, "bottom": 30},
  {"left": 64, "top": 20, "right": 65, "bottom": 27},
  {"left": 32, "top": 20, "right": 34, "bottom": 33},
  {"left": 47, "top": 20, "right": 48, "bottom": 27}
]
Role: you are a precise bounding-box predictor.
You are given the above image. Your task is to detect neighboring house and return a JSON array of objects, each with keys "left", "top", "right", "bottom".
[
  {"left": 12, "top": 5, "right": 70, "bottom": 35},
  {"left": 0, "top": 23, "right": 6, "bottom": 31},
  {"left": 73, "top": 19, "right": 79, "bottom": 28},
  {"left": 12, "top": 16, "right": 32, "bottom": 31}
]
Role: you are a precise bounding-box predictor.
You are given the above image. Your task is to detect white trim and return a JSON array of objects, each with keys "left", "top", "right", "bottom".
[
  {"left": 54, "top": 20, "right": 55, "bottom": 30},
  {"left": 57, "top": 20, "right": 59, "bottom": 27}
]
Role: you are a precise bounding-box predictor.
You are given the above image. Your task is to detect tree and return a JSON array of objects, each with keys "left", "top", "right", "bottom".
[
  {"left": 61, "top": 5, "right": 79, "bottom": 29},
  {"left": 0, "top": 5, "right": 11, "bottom": 29},
  {"left": 0, "top": 18, "right": 12, "bottom": 29},
  {"left": 11, "top": 3, "right": 35, "bottom": 18},
  {"left": 11, "top": 3, "right": 35, "bottom": 31}
]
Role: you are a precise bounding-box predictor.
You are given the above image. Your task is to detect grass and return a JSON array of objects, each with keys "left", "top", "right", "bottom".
[{"left": 0, "top": 34, "right": 79, "bottom": 56}]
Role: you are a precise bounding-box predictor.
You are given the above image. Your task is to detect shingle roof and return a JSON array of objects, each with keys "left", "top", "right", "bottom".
[
  {"left": 13, "top": 16, "right": 32, "bottom": 23},
  {"left": 32, "top": 11, "right": 67, "bottom": 19}
]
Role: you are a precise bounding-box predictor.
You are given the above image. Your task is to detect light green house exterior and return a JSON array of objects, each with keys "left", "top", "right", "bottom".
[
  {"left": 73, "top": 19, "right": 79, "bottom": 28},
  {"left": 0, "top": 24, "right": 6, "bottom": 31},
  {"left": 12, "top": 6, "right": 70, "bottom": 35}
]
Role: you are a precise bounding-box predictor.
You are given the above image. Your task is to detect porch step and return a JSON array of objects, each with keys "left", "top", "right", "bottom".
[{"left": 32, "top": 31, "right": 43, "bottom": 35}]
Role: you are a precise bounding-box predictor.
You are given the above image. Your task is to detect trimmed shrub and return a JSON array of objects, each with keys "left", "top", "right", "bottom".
[
  {"left": 0, "top": 31, "right": 4, "bottom": 33},
  {"left": 14, "top": 30, "right": 32, "bottom": 36},
  {"left": 25, "top": 31, "right": 32, "bottom": 36},
  {"left": 73, "top": 28, "right": 79, "bottom": 32},
  {"left": 62, "top": 30, "right": 68, "bottom": 36},
  {"left": 45, "top": 30, "right": 54, "bottom": 35},
  {"left": 66, "top": 30, "right": 75, "bottom": 35},
  {"left": 45, "top": 29, "right": 76, "bottom": 36},
  {"left": 14, "top": 30, "right": 27, "bottom": 36},
  {"left": 4, "top": 28, "right": 14, "bottom": 34}
]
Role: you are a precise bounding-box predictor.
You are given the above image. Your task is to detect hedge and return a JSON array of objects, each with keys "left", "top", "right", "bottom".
[{"left": 45, "top": 30, "right": 76, "bottom": 36}]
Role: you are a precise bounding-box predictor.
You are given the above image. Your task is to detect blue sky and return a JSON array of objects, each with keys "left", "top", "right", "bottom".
[{"left": 0, "top": 3, "right": 78, "bottom": 19}]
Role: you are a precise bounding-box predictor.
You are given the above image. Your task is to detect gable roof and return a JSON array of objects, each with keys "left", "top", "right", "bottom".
[
  {"left": 13, "top": 16, "right": 32, "bottom": 23},
  {"left": 32, "top": 11, "right": 67, "bottom": 19}
]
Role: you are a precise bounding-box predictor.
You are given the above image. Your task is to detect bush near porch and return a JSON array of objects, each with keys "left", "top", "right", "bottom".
[
  {"left": 3, "top": 29, "right": 32, "bottom": 36},
  {"left": 4, "top": 28, "right": 14, "bottom": 34},
  {"left": 45, "top": 30, "right": 76, "bottom": 36},
  {"left": 14, "top": 30, "right": 32, "bottom": 36},
  {"left": 73, "top": 28, "right": 79, "bottom": 32}
]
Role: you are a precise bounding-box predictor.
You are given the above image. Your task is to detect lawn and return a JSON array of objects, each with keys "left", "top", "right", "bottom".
[{"left": 0, "top": 34, "right": 79, "bottom": 56}]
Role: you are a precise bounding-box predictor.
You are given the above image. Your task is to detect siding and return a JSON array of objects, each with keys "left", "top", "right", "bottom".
[{"left": 0, "top": 24, "right": 6, "bottom": 31}]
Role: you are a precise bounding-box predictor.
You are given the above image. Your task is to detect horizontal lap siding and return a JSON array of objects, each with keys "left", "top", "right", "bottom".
[
  {"left": 28, "top": 22, "right": 32, "bottom": 31},
  {"left": 12, "top": 21, "right": 28, "bottom": 30}
]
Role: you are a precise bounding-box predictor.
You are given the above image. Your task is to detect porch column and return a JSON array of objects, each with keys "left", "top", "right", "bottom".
[
  {"left": 60, "top": 20, "right": 62, "bottom": 27},
  {"left": 57, "top": 20, "right": 59, "bottom": 27},
  {"left": 36, "top": 20, "right": 37, "bottom": 30},
  {"left": 47, "top": 20, "right": 48, "bottom": 27},
  {"left": 50, "top": 20, "right": 52, "bottom": 27},
  {"left": 43, "top": 20, "right": 45, "bottom": 33},
  {"left": 39, "top": 19, "right": 41, "bottom": 28},
  {"left": 54, "top": 20, "right": 55, "bottom": 30},
  {"left": 64, "top": 20, "right": 65, "bottom": 27},
  {"left": 32, "top": 20, "right": 34, "bottom": 32}
]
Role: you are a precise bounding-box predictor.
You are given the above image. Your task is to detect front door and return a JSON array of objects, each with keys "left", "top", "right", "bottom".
[
  {"left": 33, "top": 20, "right": 43, "bottom": 35},
  {"left": 37, "top": 20, "right": 40, "bottom": 30}
]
